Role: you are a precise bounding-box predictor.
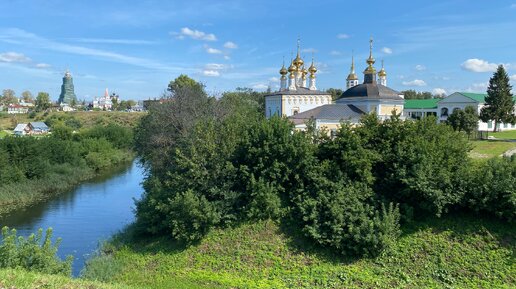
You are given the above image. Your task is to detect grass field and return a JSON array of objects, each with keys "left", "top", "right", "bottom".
[
  {"left": 0, "top": 111, "right": 144, "bottom": 130},
  {"left": 80, "top": 213, "right": 515, "bottom": 289},
  {"left": 469, "top": 140, "right": 516, "bottom": 158},
  {"left": 491, "top": 130, "right": 516, "bottom": 140}
]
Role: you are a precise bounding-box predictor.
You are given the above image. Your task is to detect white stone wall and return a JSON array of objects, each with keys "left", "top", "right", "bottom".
[
  {"left": 281, "top": 94, "right": 332, "bottom": 117},
  {"left": 265, "top": 95, "right": 281, "bottom": 118}
]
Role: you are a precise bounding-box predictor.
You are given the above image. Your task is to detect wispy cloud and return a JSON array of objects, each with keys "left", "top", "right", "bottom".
[
  {"left": 223, "top": 41, "right": 238, "bottom": 49},
  {"left": 205, "top": 46, "right": 222, "bottom": 54},
  {"left": 415, "top": 64, "right": 426, "bottom": 71},
  {"left": 202, "top": 70, "right": 220, "bottom": 77},
  {"left": 0, "top": 28, "right": 185, "bottom": 72},
  {"left": 330, "top": 50, "right": 342, "bottom": 56},
  {"left": 461, "top": 58, "right": 498, "bottom": 72},
  {"left": 381, "top": 47, "right": 393, "bottom": 54},
  {"left": 35, "top": 63, "right": 51, "bottom": 68},
  {"left": 70, "top": 38, "right": 157, "bottom": 45},
  {"left": 511, "top": 3, "right": 516, "bottom": 8},
  {"left": 432, "top": 88, "right": 447, "bottom": 96},
  {"left": 337, "top": 33, "right": 349, "bottom": 39},
  {"left": 466, "top": 82, "right": 488, "bottom": 92},
  {"left": 174, "top": 27, "right": 217, "bottom": 41},
  {"left": 0, "top": 52, "right": 31, "bottom": 63},
  {"left": 402, "top": 79, "right": 427, "bottom": 86},
  {"left": 205, "top": 63, "right": 225, "bottom": 70},
  {"left": 510, "top": 74, "right": 516, "bottom": 81},
  {"left": 301, "top": 48, "right": 317, "bottom": 54}
]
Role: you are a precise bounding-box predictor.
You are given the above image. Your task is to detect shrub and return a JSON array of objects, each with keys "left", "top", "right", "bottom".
[
  {"left": 0, "top": 227, "right": 73, "bottom": 276},
  {"left": 463, "top": 157, "right": 516, "bottom": 222}
]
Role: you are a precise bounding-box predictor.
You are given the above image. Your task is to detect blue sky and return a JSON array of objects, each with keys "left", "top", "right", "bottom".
[{"left": 1, "top": 0, "right": 516, "bottom": 101}]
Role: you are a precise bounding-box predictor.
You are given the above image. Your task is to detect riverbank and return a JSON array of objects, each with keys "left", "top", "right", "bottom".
[
  {"left": 80, "top": 212, "right": 515, "bottom": 288},
  {"left": 0, "top": 152, "right": 134, "bottom": 218}
]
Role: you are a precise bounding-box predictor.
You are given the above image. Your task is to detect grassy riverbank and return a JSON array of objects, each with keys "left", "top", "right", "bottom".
[
  {"left": 79, "top": 213, "right": 515, "bottom": 289},
  {"left": 0, "top": 268, "right": 131, "bottom": 289},
  {"left": 0, "top": 155, "right": 133, "bottom": 217}
]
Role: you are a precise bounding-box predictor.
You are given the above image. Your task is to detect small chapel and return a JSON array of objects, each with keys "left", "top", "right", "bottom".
[{"left": 264, "top": 38, "right": 405, "bottom": 131}]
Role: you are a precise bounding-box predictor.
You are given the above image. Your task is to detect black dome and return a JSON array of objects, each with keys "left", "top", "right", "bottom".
[{"left": 337, "top": 83, "right": 402, "bottom": 101}]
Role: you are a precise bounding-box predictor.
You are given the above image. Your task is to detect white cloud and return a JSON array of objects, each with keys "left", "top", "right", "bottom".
[
  {"left": 415, "top": 64, "right": 426, "bottom": 71},
  {"left": 330, "top": 50, "right": 341, "bottom": 56},
  {"left": 269, "top": 77, "right": 279, "bottom": 82},
  {"left": 432, "top": 88, "right": 447, "bottom": 96},
  {"left": 0, "top": 52, "right": 31, "bottom": 63},
  {"left": 202, "top": 70, "right": 220, "bottom": 77},
  {"left": 510, "top": 74, "right": 516, "bottom": 81},
  {"left": 301, "top": 48, "right": 317, "bottom": 53},
  {"left": 466, "top": 82, "right": 488, "bottom": 92},
  {"left": 176, "top": 27, "right": 217, "bottom": 41},
  {"left": 223, "top": 55, "right": 230, "bottom": 60},
  {"left": 337, "top": 33, "right": 349, "bottom": 39},
  {"left": 461, "top": 58, "right": 498, "bottom": 72},
  {"left": 35, "top": 63, "right": 51, "bottom": 68},
  {"left": 205, "top": 63, "right": 225, "bottom": 70},
  {"left": 402, "top": 79, "right": 427, "bottom": 86},
  {"left": 205, "top": 47, "right": 222, "bottom": 54},
  {"left": 223, "top": 41, "right": 238, "bottom": 49},
  {"left": 251, "top": 83, "right": 268, "bottom": 90},
  {"left": 381, "top": 47, "right": 393, "bottom": 54},
  {"left": 511, "top": 3, "right": 516, "bottom": 8}
]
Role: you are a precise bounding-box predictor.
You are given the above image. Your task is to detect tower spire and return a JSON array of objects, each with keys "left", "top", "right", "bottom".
[
  {"left": 364, "top": 37, "right": 377, "bottom": 84},
  {"left": 347, "top": 50, "right": 359, "bottom": 89}
]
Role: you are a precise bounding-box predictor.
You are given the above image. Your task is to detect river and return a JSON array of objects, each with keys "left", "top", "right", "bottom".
[{"left": 0, "top": 160, "right": 144, "bottom": 276}]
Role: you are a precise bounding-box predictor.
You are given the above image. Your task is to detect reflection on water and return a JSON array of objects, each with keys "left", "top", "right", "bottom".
[{"left": 0, "top": 160, "right": 144, "bottom": 276}]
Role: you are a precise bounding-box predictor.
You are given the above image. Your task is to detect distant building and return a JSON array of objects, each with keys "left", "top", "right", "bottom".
[
  {"left": 7, "top": 104, "right": 30, "bottom": 114},
  {"left": 264, "top": 41, "right": 332, "bottom": 119},
  {"left": 30, "top": 122, "right": 50, "bottom": 134},
  {"left": 93, "top": 88, "right": 114, "bottom": 110},
  {"left": 404, "top": 92, "right": 516, "bottom": 131},
  {"left": 14, "top": 123, "right": 30, "bottom": 136},
  {"left": 266, "top": 38, "right": 404, "bottom": 132},
  {"left": 58, "top": 70, "right": 77, "bottom": 105}
]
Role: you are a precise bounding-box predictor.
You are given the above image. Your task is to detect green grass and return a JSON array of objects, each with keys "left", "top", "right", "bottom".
[
  {"left": 82, "top": 213, "right": 515, "bottom": 289},
  {"left": 469, "top": 140, "right": 516, "bottom": 158},
  {"left": 491, "top": 130, "right": 516, "bottom": 140},
  {"left": 0, "top": 268, "right": 131, "bottom": 289}
]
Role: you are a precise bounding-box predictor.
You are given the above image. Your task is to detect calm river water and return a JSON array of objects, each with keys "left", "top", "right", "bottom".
[{"left": 0, "top": 160, "right": 144, "bottom": 276}]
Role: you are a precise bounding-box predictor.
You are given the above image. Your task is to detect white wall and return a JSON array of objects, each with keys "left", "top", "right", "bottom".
[{"left": 265, "top": 95, "right": 281, "bottom": 118}]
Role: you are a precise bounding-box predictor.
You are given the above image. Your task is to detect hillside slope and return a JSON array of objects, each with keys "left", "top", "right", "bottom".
[{"left": 82, "top": 213, "right": 515, "bottom": 289}]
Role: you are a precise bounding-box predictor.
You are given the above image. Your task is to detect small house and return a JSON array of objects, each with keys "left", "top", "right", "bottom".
[
  {"left": 14, "top": 123, "right": 30, "bottom": 136},
  {"left": 29, "top": 122, "right": 50, "bottom": 134}
]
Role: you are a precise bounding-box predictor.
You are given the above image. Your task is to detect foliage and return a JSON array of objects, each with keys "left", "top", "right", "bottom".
[
  {"left": 480, "top": 65, "right": 516, "bottom": 132},
  {"left": 0, "top": 227, "right": 72, "bottom": 276},
  {"left": 82, "top": 215, "right": 515, "bottom": 289},
  {"left": 167, "top": 74, "right": 206, "bottom": 97},
  {"left": 446, "top": 105, "right": 479, "bottom": 138},
  {"left": 401, "top": 89, "right": 435, "bottom": 100},
  {"left": 35, "top": 92, "right": 51, "bottom": 112},
  {"left": 21, "top": 90, "right": 33, "bottom": 103},
  {"left": 325, "top": 88, "right": 343, "bottom": 100},
  {"left": 1, "top": 89, "right": 18, "bottom": 105},
  {"left": 462, "top": 156, "right": 516, "bottom": 222}
]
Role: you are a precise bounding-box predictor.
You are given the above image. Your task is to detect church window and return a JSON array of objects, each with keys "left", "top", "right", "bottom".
[
  {"left": 292, "top": 107, "right": 300, "bottom": 115},
  {"left": 441, "top": 107, "right": 448, "bottom": 116},
  {"left": 488, "top": 121, "right": 492, "bottom": 129}
]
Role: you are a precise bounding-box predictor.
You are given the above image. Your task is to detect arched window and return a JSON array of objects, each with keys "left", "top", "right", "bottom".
[
  {"left": 441, "top": 107, "right": 449, "bottom": 116},
  {"left": 453, "top": 107, "right": 461, "bottom": 113}
]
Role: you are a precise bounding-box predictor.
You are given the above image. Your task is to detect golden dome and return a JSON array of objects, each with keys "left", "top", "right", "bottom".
[
  {"left": 293, "top": 55, "right": 304, "bottom": 68},
  {"left": 347, "top": 54, "right": 358, "bottom": 80},
  {"left": 347, "top": 72, "right": 358, "bottom": 80},
  {"left": 308, "top": 60, "right": 317, "bottom": 74},
  {"left": 378, "top": 60, "right": 387, "bottom": 77},
  {"left": 279, "top": 63, "right": 288, "bottom": 75},
  {"left": 366, "top": 37, "right": 375, "bottom": 66},
  {"left": 288, "top": 61, "right": 296, "bottom": 73}
]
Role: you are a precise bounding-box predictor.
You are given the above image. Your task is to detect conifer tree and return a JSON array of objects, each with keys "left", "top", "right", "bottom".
[{"left": 480, "top": 65, "right": 515, "bottom": 132}]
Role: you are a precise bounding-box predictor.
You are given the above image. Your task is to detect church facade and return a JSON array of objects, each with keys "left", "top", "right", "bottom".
[{"left": 266, "top": 39, "right": 404, "bottom": 132}]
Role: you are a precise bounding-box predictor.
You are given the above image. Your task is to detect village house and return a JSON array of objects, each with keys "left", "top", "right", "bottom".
[
  {"left": 13, "top": 122, "right": 50, "bottom": 136},
  {"left": 7, "top": 104, "right": 30, "bottom": 114}
]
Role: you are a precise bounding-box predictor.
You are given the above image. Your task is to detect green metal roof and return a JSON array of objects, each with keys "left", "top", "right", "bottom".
[
  {"left": 459, "top": 92, "right": 487, "bottom": 103},
  {"left": 404, "top": 99, "right": 440, "bottom": 109},
  {"left": 458, "top": 92, "right": 516, "bottom": 103}
]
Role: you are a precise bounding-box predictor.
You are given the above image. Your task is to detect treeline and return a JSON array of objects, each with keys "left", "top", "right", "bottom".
[
  {"left": 134, "top": 75, "right": 515, "bottom": 257},
  {"left": 0, "top": 123, "right": 134, "bottom": 215}
]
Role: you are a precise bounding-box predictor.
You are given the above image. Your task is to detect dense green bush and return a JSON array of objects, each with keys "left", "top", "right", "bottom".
[
  {"left": 0, "top": 227, "right": 72, "bottom": 276},
  {"left": 463, "top": 156, "right": 516, "bottom": 221}
]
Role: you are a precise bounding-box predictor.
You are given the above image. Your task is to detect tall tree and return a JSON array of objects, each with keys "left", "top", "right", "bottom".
[
  {"left": 446, "top": 106, "right": 479, "bottom": 139},
  {"left": 1, "top": 89, "right": 18, "bottom": 105},
  {"left": 480, "top": 65, "right": 515, "bottom": 132},
  {"left": 167, "top": 74, "right": 205, "bottom": 97},
  {"left": 35, "top": 92, "right": 51, "bottom": 111},
  {"left": 21, "top": 90, "right": 34, "bottom": 103},
  {"left": 326, "top": 88, "right": 343, "bottom": 100}
]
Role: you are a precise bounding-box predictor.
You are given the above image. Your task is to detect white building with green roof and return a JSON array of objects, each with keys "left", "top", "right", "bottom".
[{"left": 403, "top": 92, "right": 516, "bottom": 131}]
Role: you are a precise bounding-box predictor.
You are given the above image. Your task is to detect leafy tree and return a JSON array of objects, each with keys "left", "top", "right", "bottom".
[
  {"left": 446, "top": 106, "right": 479, "bottom": 138},
  {"left": 35, "top": 92, "right": 51, "bottom": 111},
  {"left": 1, "top": 89, "right": 18, "bottom": 105},
  {"left": 21, "top": 90, "right": 33, "bottom": 103},
  {"left": 326, "top": 88, "right": 343, "bottom": 100},
  {"left": 167, "top": 74, "right": 205, "bottom": 97},
  {"left": 401, "top": 90, "right": 433, "bottom": 100},
  {"left": 480, "top": 65, "right": 516, "bottom": 132}
]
